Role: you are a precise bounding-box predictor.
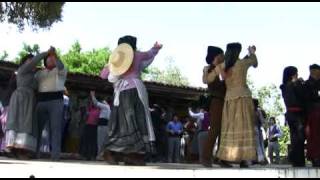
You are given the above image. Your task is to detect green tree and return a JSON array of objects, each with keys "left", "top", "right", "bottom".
[
  {"left": 0, "top": 2, "right": 65, "bottom": 31},
  {"left": 142, "top": 58, "right": 189, "bottom": 86},
  {"left": 61, "top": 41, "right": 111, "bottom": 75},
  {"left": 279, "top": 126, "right": 290, "bottom": 156},
  {"left": 14, "top": 43, "right": 40, "bottom": 63},
  {"left": 249, "top": 76, "right": 289, "bottom": 157},
  {"left": 0, "top": 51, "right": 8, "bottom": 61}
]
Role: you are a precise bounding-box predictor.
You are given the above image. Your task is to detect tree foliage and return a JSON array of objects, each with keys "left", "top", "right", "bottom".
[
  {"left": 142, "top": 58, "right": 189, "bottom": 86},
  {"left": 14, "top": 43, "right": 40, "bottom": 63},
  {"left": 0, "top": 2, "right": 65, "bottom": 31},
  {"left": 61, "top": 41, "right": 111, "bottom": 75},
  {"left": 248, "top": 76, "right": 289, "bottom": 156},
  {"left": 0, "top": 51, "right": 8, "bottom": 61}
]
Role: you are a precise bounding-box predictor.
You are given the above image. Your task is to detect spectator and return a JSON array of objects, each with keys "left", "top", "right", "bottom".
[
  {"left": 167, "top": 115, "right": 183, "bottom": 163},
  {"left": 267, "top": 117, "right": 282, "bottom": 164},
  {"left": 90, "top": 91, "right": 111, "bottom": 160}
]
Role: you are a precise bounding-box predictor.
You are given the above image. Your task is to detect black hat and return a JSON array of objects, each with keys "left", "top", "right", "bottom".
[
  {"left": 206, "top": 46, "right": 224, "bottom": 65},
  {"left": 226, "top": 42, "right": 242, "bottom": 51},
  {"left": 282, "top": 66, "right": 298, "bottom": 85},
  {"left": 118, "top": 35, "right": 137, "bottom": 51},
  {"left": 310, "top": 64, "right": 320, "bottom": 70}
]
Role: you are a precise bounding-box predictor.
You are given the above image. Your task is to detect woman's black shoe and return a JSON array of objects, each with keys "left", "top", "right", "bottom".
[
  {"left": 219, "top": 160, "right": 233, "bottom": 168},
  {"left": 240, "top": 161, "right": 249, "bottom": 168}
]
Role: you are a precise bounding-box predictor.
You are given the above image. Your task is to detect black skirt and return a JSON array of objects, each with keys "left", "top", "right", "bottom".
[
  {"left": 105, "top": 88, "right": 149, "bottom": 154},
  {"left": 79, "top": 124, "right": 98, "bottom": 160}
]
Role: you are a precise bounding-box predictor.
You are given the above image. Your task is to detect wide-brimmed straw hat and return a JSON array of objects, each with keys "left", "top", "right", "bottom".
[{"left": 108, "top": 43, "right": 134, "bottom": 76}]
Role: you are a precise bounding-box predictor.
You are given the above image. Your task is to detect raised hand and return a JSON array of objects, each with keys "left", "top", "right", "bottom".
[
  {"left": 154, "top": 41, "right": 163, "bottom": 49},
  {"left": 248, "top": 45, "right": 256, "bottom": 55},
  {"left": 48, "top": 46, "right": 57, "bottom": 56}
]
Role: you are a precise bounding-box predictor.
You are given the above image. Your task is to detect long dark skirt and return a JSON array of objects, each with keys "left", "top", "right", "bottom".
[
  {"left": 105, "top": 88, "right": 149, "bottom": 154},
  {"left": 79, "top": 124, "right": 97, "bottom": 160}
]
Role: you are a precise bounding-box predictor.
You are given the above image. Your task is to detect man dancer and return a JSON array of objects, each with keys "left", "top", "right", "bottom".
[{"left": 201, "top": 46, "right": 230, "bottom": 167}]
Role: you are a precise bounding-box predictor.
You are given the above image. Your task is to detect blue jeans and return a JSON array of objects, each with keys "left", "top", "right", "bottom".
[{"left": 36, "top": 99, "right": 64, "bottom": 160}]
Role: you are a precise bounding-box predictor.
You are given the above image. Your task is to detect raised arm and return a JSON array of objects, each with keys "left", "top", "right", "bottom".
[
  {"left": 18, "top": 52, "right": 48, "bottom": 74},
  {"left": 139, "top": 42, "right": 163, "bottom": 68},
  {"left": 188, "top": 108, "right": 204, "bottom": 119},
  {"left": 202, "top": 65, "right": 219, "bottom": 84},
  {"left": 56, "top": 58, "right": 68, "bottom": 77},
  {"left": 243, "top": 46, "right": 258, "bottom": 68},
  {"left": 90, "top": 91, "right": 110, "bottom": 111},
  {"left": 56, "top": 58, "right": 65, "bottom": 70},
  {"left": 100, "top": 66, "right": 110, "bottom": 80}
]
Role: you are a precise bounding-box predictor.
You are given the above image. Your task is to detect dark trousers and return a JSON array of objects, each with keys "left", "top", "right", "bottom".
[
  {"left": 168, "top": 137, "right": 181, "bottom": 163},
  {"left": 286, "top": 112, "right": 305, "bottom": 166},
  {"left": 202, "top": 98, "right": 224, "bottom": 163},
  {"left": 36, "top": 99, "right": 64, "bottom": 160}
]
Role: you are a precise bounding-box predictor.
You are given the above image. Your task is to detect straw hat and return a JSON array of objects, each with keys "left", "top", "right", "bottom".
[{"left": 108, "top": 43, "right": 134, "bottom": 76}]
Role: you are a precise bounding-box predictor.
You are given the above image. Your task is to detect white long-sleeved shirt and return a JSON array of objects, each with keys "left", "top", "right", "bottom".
[
  {"left": 188, "top": 109, "right": 204, "bottom": 130},
  {"left": 91, "top": 94, "right": 111, "bottom": 120},
  {"left": 35, "top": 61, "right": 67, "bottom": 93}
]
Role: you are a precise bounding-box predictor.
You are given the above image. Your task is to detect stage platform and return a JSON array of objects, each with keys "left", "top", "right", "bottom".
[{"left": 0, "top": 157, "right": 319, "bottom": 178}]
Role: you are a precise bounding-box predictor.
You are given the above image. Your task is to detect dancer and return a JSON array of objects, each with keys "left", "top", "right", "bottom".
[
  {"left": 35, "top": 47, "right": 67, "bottom": 161},
  {"left": 305, "top": 64, "right": 320, "bottom": 167},
  {"left": 100, "top": 35, "right": 162, "bottom": 165},
  {"left": 216, "top": 43, "right": 258, "bottom": 168},
  {"left": 6, "top": 50, "right": 51, "bottom": 159},
  {"left": 201, "top": 46, "right": 228, "bottom": 167},
  {"left": 280, "top": 66, "right": 306, "bottom": 167}
]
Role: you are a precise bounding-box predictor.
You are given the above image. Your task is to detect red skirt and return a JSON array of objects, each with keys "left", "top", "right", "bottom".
[{"left": 306, "top": 106, "right": 320, "bottom": 160}]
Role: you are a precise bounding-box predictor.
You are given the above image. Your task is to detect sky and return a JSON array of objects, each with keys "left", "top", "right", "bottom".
[{"left": 1, "top": 2, "right": 320, "bottom": 90}]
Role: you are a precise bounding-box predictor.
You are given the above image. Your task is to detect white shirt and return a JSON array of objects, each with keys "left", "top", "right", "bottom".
[
  {"left": 63, "top": 95, "right": 69, "bottom": 106},
  {"left": 188, "top": 109, "right": 204, "bottom": 130},
  {"left": 35, "top": 67, "right": 67, "bottom": 92},
  {"left": 91, "top": 94, "right": 111, "bottom": 120}
]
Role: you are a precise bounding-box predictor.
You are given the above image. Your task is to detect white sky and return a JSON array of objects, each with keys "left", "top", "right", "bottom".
[{"left": 1, "top": 2, "right": 320, "bottom": 89}]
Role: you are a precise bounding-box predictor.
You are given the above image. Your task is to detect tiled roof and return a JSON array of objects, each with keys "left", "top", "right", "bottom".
[{"left": 0, "top": 61, "right": 207, "bottom": 93}]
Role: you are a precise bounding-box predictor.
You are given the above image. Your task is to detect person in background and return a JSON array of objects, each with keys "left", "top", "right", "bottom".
[
  {"left": 196, "top": 106, "right": 210, "bottom": 165},
  {"left": 267, "top": 117, "right": 282, "bottom": 164},
  {"left": 253, "top": 99, "right": 268, "bottom": 165},
  {"left": 166, "top": 114, "right": 183, "bottom": 163},
  {"left": 79, "top": 97, "right": 100, "bottom": 161},
  {"left": 280, "top": 66, "right": 306, "bottom": 167},
  {"left": 188, "top": 98, "right": 210, "bottom": 164},
  {"left": 149, "top": 104, "right": 165, "bottom": 162},
  {"left": 183, "top": 116, "right": 198, "bottom": 163},
  {"left": 187, "top": 106, "right": 203, "bottom": 163},
  {"left": 90, "top": 91, "right": 111, "bottom": 161},
  {"left": 0, "top": 72, "right": 16, "bottom": 154},
  {"left": 0, "top": 102, "right": 4, "bottom": 141},
  {"left": 61, "top": 87, "right": 71, "bottom": 153},
  {"left": 305, "top": 64, "right": 320, "bottom": 167}
]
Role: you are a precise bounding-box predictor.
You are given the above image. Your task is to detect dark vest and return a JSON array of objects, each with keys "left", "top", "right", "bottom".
[{"left": 207, "top": 65, "right": 226, "bottom": 100}]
